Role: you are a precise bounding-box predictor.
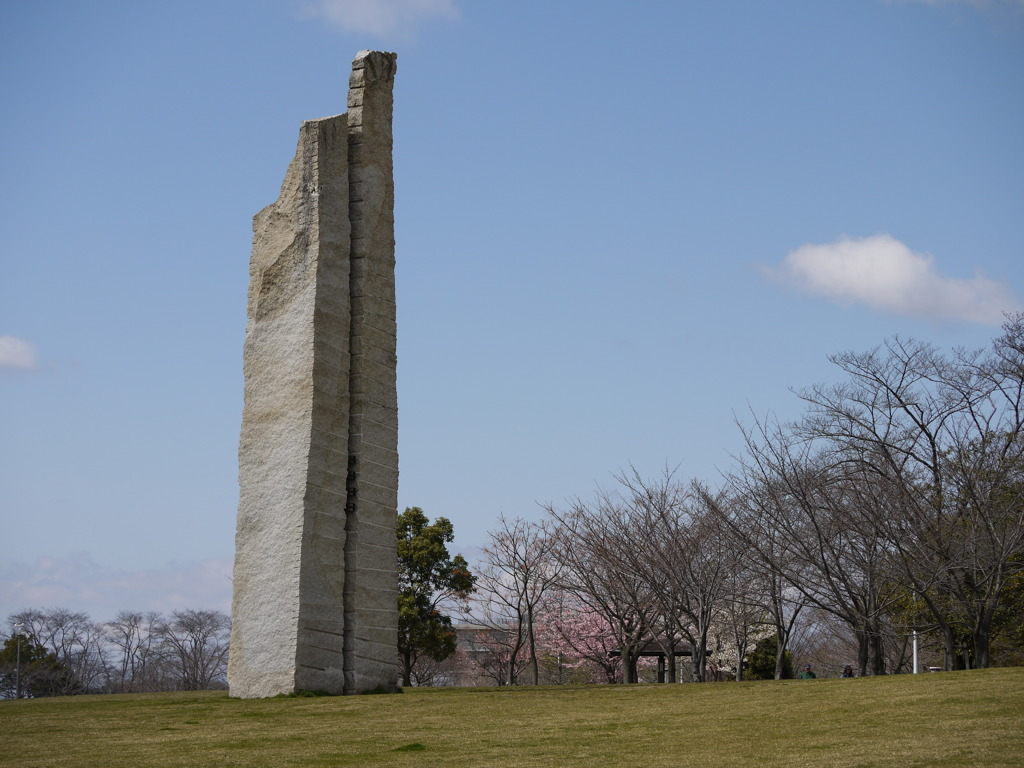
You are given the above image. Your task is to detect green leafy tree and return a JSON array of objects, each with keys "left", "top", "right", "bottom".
[
  {"left": 745, "top": 635, "right": 793, "bottom": 680},
  {"left": 990, "top": 561, "right": 1024, "bottom": 666},
  {"left": 397, "top": 507, "right": 475, "bottom": 686},
  {"left": 889, "top": 553, "right": 1024, "bottom": 669},
  {"left": 0, "top": 634, "right": 76, "bottom": 698}
]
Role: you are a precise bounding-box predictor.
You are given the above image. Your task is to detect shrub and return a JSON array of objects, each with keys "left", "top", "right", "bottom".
[{"left": 745, "top": 636, "right": 793, "bottom": 680}]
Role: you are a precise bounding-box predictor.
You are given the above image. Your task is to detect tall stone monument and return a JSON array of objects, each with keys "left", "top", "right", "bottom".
[{"left": 229, "top": 50, "right": 399, "bottom": 698}]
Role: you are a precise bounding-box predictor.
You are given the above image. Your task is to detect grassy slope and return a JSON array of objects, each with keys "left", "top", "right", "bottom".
[{"left": 2, "top": 668, "right": 1022, "bottom": 768}]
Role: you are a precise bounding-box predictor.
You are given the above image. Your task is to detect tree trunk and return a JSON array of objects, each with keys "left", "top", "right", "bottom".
[
  {"left": 527, "top": 605, "right": 539, "bottom": 685},
  {"left": 623, "top": 646, "right": 639, "bottom": 684},
  {"left": 869, "top": 630, "right": 886, "bottom": 676},
  {"left": 691, "top": 623, "right": 710, "bottom": 682},
  {"left": 401, "top": 652, "right": 413, "bottom": 687},
  {"left": 939, "top": 624, "right": 957, "bottom": 671},
  {"left": 856, "top": 628, "right": 869, "bottom": 677},
  {"left": 774, "top": 627, "right": 788, "bottom": 680},
  {"left": 656, "top": 638, "right": 677, "bottom": 683},
  {"left": 972, "top": 624, "right": 990, "bottom": 670},
  {"left": 971, "top": 603, "right": 998, "bottom": 669}
]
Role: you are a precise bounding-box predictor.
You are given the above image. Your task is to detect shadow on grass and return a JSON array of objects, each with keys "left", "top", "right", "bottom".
[{"left": 392, "top": 743, "right": 427, "bottom": 752}]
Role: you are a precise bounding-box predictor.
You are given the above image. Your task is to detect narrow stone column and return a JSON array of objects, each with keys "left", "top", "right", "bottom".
[
  {"left": 229, "top": 51, "right": 398, "bottom": 698},
  {"left": 342, "top": 50, "right": 399, "bottom": 695}
]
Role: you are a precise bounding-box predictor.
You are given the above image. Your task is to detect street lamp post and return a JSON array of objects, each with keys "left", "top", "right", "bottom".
[{"left": 14, "top": 622, "right": 24, "bottom": 699}]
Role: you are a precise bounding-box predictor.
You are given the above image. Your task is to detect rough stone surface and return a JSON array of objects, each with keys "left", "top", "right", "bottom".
[{"left": 229, "top": 50, "right": 398, "bottom": 698}]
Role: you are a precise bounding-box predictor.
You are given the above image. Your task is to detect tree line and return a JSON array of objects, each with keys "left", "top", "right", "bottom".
[
  {"left": 7, "top": 319, "right": 1021, "bottom": 695},
  {"left": 400, "top": 316, "right": 1024, "bottom": 685},
  {"left": 1, "top": 607, "right": 229, "bottom": 698}
]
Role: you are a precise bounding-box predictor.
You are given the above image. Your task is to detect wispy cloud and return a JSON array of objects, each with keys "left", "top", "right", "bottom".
[
  {"left": 760, "top": 234, "right": 1021, "bottom": 325},
  {"left": 0, "top": 336, "right": 36, "bottom": 370},
  {"left": 303, "top": 0, "right": 460, "bottom": 37},
  {"left": 0, "top": 553, "right": 233, "bottom": 622}
]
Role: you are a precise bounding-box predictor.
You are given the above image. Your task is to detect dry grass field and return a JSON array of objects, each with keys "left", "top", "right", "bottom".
[{"left": 2, "top": 667, "right": 1022, "bottom": 767}]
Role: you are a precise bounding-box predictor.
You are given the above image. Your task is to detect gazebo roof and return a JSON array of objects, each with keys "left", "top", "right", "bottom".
[{"left": 609, "top": 642, "right": 695, "bottom": 658}]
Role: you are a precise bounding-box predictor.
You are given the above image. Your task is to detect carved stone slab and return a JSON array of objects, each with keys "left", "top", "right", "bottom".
[{"left": 229, "top": 51, "right": 398, "bottom": 698}]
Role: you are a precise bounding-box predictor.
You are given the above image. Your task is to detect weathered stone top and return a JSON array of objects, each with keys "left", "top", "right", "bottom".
[{"left": 354, "top": 50, "right": 397, "bottom": 64}]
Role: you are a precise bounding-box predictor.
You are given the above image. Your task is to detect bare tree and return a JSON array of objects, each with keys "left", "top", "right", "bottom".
[
  {"left": 717, "top": 319, "right": 1024, "bottom": 673},
  {"left": 795, "top": 322, "right": 1024, "bottom": 669},
  {"left": 472, "top": 516, "right": 561, "bottom": 685},
  {"left": 716, "top": 550, "right": 773, "bottom": 681},
  {"left": 615, "top": 470, "right": 735, "bottom": 682},
  {"left": 103, "top": 611, "right": 165, "bottom": 692},
  {"left": 715, "top": 473, "right": 810, "bottom": 681},
  {"left": 10, "top": 608, "right": 108, "bottom": 693},
  {"left": 461, "top": 625, "right": 526, "bottom": 686},
  {"left": 155, "top": 610, "right": 230, "bottom": 690},
  {"left": 722, "top": 425, "right": 903, "bottom": 676},
  {"left": 610, "top": 468, "right": 691, "bottom": 683},
  {"left": 547, "top": 490, "right": 655, "bottom": 684}
]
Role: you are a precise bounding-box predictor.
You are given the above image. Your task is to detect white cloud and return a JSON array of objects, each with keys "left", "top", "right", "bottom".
[
  {"left": 303, "top": 0, "right": 460, "bottom": 37},
  {"left": 0, "top": 336, "right": 36, "bottom": 370},
  {"left": 761, "top": 234, "right": 1021, "bottom": 325},
  {"left": 0, "top": 553, "right": 233, "bottom": 623}
]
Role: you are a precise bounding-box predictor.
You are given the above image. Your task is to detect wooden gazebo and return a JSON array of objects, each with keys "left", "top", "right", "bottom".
[{"left": 609, "top": 642, "right": 696, "bottom": 683}]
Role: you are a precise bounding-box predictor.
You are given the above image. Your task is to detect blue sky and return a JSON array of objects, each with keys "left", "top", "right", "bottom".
[{"left": 2, "top": 0, "right": 1022, "bottom": 623}]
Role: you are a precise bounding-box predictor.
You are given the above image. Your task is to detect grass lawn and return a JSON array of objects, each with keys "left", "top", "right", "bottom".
[{"left": 2, "top": 667, "right": 1022, "bottom": 768}]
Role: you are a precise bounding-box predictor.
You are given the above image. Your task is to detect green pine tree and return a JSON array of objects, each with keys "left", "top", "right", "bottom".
[{"left": 397, "top": 507, "right": 476, "bottom": 686}]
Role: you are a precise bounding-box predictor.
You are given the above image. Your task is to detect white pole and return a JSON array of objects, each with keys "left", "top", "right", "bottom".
[
  {"left": 14, "top": 622, "right": 24, "bottom": 698},
  {"left": 912, "top": 630, "right": 919, "bottom": 674}
]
